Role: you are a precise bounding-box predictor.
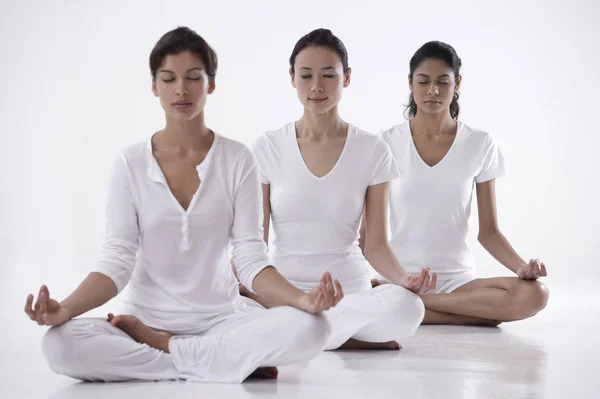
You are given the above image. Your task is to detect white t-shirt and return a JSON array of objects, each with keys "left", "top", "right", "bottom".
[
  {"left": 93, "top": 133, "right": 270, "bottom": 334},
  {"left": 380, "top": 121, "right": 506, "bottom": 280},
  {"left": 252, "top": 123, "right": 400, "bottom": 294}
]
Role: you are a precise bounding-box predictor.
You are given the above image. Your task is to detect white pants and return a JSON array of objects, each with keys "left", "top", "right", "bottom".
[
  {"left": 324, "top": 284, "right": 425, "bottom": 350},
  {"left": 42, "top": 304, "right": 330, "bottom": 383},
  {"left": 243, "top": 284, "right": 425, "bottom": 350}
]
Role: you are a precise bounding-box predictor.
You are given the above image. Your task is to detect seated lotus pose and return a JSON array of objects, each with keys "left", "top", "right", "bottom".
[
  {"left": 24, "top": 27, "right": 344, "bottom": 384},
  {"left": 366, "top": 41, "right": 549, "bottom": 326}
]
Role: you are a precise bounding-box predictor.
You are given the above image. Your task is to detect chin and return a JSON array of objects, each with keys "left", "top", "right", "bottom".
[
  {"left": 167, "top": 110, "right": 202, "bottom": 122},
  {"left": 305, "top": 103, "right": 336, "bottom": 115}
]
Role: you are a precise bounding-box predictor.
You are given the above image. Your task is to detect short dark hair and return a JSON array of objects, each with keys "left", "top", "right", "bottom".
[
  {"left": 149, "top": 27, "right": 218, "bottom": 81},
  {"left": 289, "top": 28, "right": 349, "bottom": 74},
  {"left": 405, "top": 41, "right": 462, "bottom": 119}
]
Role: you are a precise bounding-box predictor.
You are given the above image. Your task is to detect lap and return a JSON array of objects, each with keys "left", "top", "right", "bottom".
[{"left": 453, "top": 276, "right": 527, "bottom": 293}]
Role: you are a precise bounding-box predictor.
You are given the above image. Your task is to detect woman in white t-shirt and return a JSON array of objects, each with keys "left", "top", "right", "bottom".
[
  {"left": 22, "top": 27, "right": 344, "bottom": 384},
  {"left": 369, "top": 41, "right": 549, "bottom": 326},
  {"left": 236, "top": 29, "right": 436, "bottom": 351}
]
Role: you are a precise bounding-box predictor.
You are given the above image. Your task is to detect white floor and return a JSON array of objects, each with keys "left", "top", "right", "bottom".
[{"left": 2, "top": 294, "right": 599, "bottom": 399}]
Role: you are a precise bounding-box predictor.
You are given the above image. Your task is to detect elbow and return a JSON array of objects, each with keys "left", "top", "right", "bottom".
[
  {"left": 363, "top": 241, "right": 390, "bottom": 261},
  {"left": 477, "top": 228, "right": 502, "bottom": 244}
]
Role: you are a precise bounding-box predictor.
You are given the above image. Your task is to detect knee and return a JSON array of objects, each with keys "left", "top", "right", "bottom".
[
  {"left": 509, "top": 280, "right": 549, "bottom": 320},
  {"left": 287, "top": 309, "right": 331, "bottom": 350},
  {"left": 42, "top": 319, "right": 96, "bottom": 375},
  {"left": 379, "top": 285, "right": 425, "bottom": 335},
  {"left": 42, "top": 322, "right": 80, "bottom": 374}
]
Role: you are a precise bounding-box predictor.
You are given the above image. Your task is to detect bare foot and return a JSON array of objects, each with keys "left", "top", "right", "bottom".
[
  {"left": 338, "top": 338, "right": 401, "bottom": 350},
  {"left": 247, "top": 367, "right": 279, "bottom": 380},
  {"left": 107, "top": 313, "right": 173, "bottom": 353}
]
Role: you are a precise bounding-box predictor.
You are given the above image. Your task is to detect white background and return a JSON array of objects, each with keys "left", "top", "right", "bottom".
[{"left": 1, "top": 0, "right": 599, "bottom": 354}]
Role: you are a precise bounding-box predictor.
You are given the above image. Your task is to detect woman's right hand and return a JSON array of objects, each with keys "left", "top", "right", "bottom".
[
  {"left": 296, "top": 272, "right": 344, "bottom": 314},
  {"left": 25, "top": 285, "right": 71, "bottom": 327}
]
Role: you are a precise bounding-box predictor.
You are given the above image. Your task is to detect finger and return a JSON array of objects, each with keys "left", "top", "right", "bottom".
[
  {"left": 413, "top": 269, "right": 427, "bottom": 292},
  {"left": 422, "top": 271, "right": 436, "bottom": 294},
  {"left": 533, "top": 259, "right": 541, "bottom": 278},
  {"left": 422, "top": 268, "right": 432, "bottom": 292},
  {"left": 429, "top": 272, "right": 438, "bottom": 293},
  {"left": 34, "top": 288, "right": 45, "bottom": 325},
  {"left": 321, "top": 273, "right": 332, "bottom": 304},
  {"left": 39, "top": 287, "right": 48, "bottom": 323},
  {"left": 325, "top": 273, "right": 336, "bottom": 298},
  {"left": 24, "top": 294, "right": 36, "bottom": 321},
  {"left": 407, "top": 275, "right": 418, "bottom": 290},
  {"left": 540, "top": 263, "right": 547, "bottom": 277},
  {"left": 415, "top": 269, "right": 427, "bottom": 290},
  {"left": 320, "top": 276, "right": 329, "bottom": 300}
]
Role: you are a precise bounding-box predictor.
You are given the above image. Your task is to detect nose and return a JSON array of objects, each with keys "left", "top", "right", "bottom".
[
  {"left": 175, "top": 78, "right": 189, "bottom": 96},
  {"left": 428, "top": 83, "right": 439, "bottom": 96},
  {"left": 311, "top": 77, "right": 324, "bottom": 92}
]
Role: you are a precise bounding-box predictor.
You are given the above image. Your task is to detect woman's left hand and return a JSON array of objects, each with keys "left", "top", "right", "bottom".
[
  {"left": 517, "top": 259, "right": 547, "bottom": 280},
  {"left": 398, "top": 268, "right": 437, "bottom": 295}
]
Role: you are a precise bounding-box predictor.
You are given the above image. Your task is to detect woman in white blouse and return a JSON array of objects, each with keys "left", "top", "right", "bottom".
[
  {"left": 368, "top": 41, "right": 549, "bottom": 326},
  {"left": 235, "top": 29, "right": 436, "bottom": 351},
  {"left": 23, "top": 27, "right": 343, "bottom": 384}
]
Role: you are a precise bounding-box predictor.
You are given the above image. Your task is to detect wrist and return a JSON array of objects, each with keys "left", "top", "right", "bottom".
[
  {"left": 512, "top": 260, "right": 528, "bottom": 273},
  {"left": 291, "top": 291, "right": 308, "bottom": 310},
  {"left": 59, "top": 301, "right": 74, "bottom": 320}
]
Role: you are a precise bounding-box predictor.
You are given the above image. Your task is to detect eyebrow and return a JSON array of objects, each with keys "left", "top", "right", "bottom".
[
  {"left": 158, "top": 67, "right": 204, "bottom": 74},
  {"left": 298, "top": 66, "right": 336, "bottom": 71},
  {"left": 416, "top": 73, "right": 451, "bottom": 78}
]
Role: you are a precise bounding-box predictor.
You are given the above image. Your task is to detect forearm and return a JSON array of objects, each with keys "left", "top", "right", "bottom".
[
  {"left": 365, "top": 243, "right": 409, "bottom": 286},
  {"left": 478, "top": 231, "right": 527, "bottom": 273},
  {"left": 239, "top": 284, "right": 279, "bottom": 309},
  {"left": 60, "top": 272, "right": 118, "bottom": 319},
  {"left": 251, "top": 266, "right": 305, "bottom": 308}
]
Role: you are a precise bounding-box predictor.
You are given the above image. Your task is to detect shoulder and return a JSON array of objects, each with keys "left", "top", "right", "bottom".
[
  {"left": 253, "top": 124, "right": 292, "bottom": 153},
  {"left": 350, "top": 124, "right": 387, "bottom": 149},
  {"left": 215, "top": 134, "right": 256, "bottom": 165},
  {"left": 349, "top": 125, "right": 394, "bottom": 159},
  {"left": 118, "top": 140, "right": 150, "bottom": 171},
  {"left": 379, "top": 121, "right": 410, "bottom": 144},
  {"left": 458, "top": 122, "right": 499, "bottom": 151}
]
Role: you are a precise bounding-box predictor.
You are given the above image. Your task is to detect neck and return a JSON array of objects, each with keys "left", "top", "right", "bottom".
[
  {"left": 162, "top": 112, "right": 212, "bottom": 151},
  {"left": 411, "top": 112, "right": 456, "bottom": 137},
  {"left": 296, "top": 106, "right": 346, "bottom": 139}
]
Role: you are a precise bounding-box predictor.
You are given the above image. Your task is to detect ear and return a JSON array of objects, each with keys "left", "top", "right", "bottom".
[
  {"left": 152, "top": 79, "right": 158, "bottom": 97},
  {"left": 208, "top": 79, "right": 216, "bottom": 94},
  {"left": 343, "top": 67, "right": 352, "bottom": 87},
  {"left": 455, "top": 74, "right": 462, "bottom": 93},
  {"left": 289, "top": 68, "right": 296, "bottom": 88}
]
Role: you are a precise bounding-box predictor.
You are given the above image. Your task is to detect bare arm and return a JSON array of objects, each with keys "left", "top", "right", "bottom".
[
  {"left": 363, "top": 182, "right": 435, "bottom": 293},
  {"left": 231, "top": 152, "right": 343, "bottom": 312},
  {"left": 476, "top": 179, "right": 529, "bottom": 274},
  {"left": 60, "top": 272, "right": 118, "bottom": 318}
]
